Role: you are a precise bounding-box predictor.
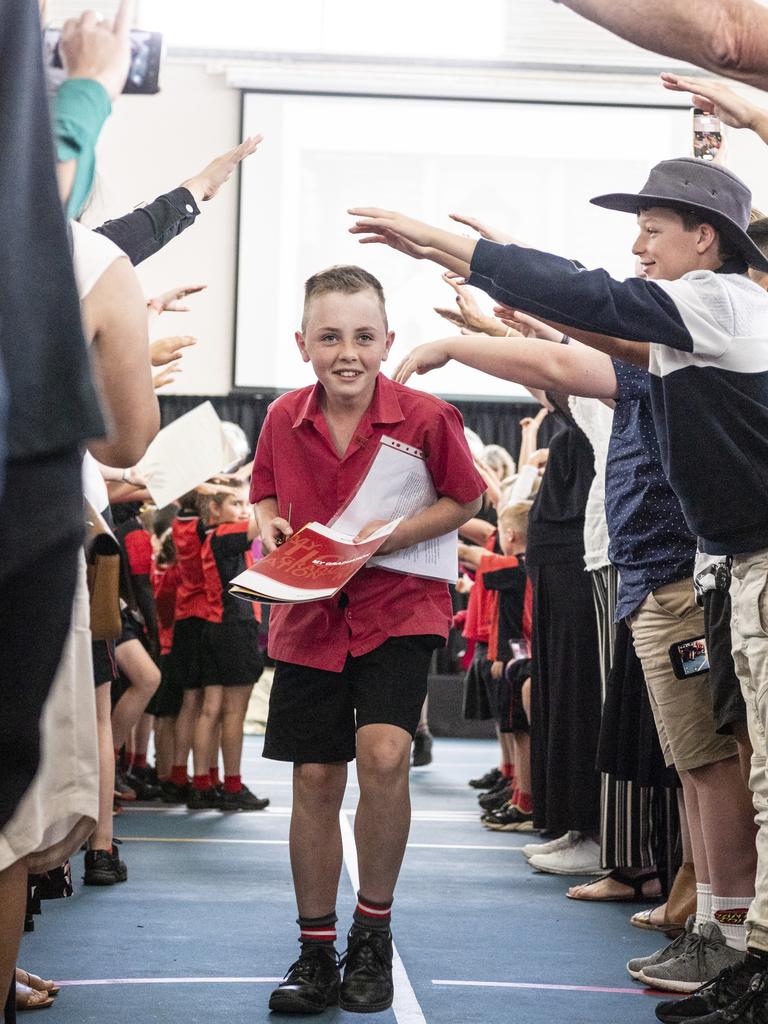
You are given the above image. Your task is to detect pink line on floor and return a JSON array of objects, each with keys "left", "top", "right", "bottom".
[
  {"left": 55, "top": 977, "right": 281, "bottom": 986},
  {"left": 432, "top": 979, "right": 663, "bottom": 996}
]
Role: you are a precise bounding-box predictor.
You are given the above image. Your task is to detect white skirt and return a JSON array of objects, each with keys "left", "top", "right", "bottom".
[{"left": 0, "top": 553, "right": 98, "bottom": 873}]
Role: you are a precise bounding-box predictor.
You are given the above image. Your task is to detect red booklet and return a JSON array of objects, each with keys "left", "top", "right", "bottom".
[{"left": 229, "top": 519, "right": 400, "bottom": 604}]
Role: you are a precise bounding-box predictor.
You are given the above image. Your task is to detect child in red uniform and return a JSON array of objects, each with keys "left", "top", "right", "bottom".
[
  {"left": 252, "top": 266, "right": 484, "bottom": 1015},
  {"left": 188, "top": 482, "right": 269, "bottom": 812}
]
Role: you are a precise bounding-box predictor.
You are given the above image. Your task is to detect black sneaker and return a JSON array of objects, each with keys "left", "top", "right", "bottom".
[
  {"left": 478, "top": 782, "right": 512, "bottom": 812},
  {"left": 692, "top": 970, "right": 768, "bottom": 1022},
  {"left": 268, "top": 944, "right": 340, "bottom": 1014},
  {"left": 412, "top": 732, "right": 433, "bottom": 767},
  {"left": 339, "top": 926, "right": 394, "bottom": 1013},
  {"left": 482, "top": 802, "right": 535, "bottom": 832},
  {"left": 160, "top": 780, "right": 189, "bottom": 804},
  {"left": 83, "top": 842, "right": 128, "bottom": 886},
  {"left": 469, "top": 767, "right": 502, "bottom": 790},
  {"left": 655, "top": 959, "right": 756, "bottom": 1023},
  {"left": 125, "top": 768, "right": 162, "bottom": 801},
  {"left": 220, "top": 785, "right": 270, "bottom": 812},
  {"left": 186, "top": 786, "right": 221, "bottom": 810}
]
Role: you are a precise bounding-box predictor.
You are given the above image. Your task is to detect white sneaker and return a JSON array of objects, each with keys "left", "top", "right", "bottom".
[
  {"left": 528, "top": 836, "right": 603, "bottom": 875},
  {"left": 520, "top": 831, "right": 575, "bottom": 861}
]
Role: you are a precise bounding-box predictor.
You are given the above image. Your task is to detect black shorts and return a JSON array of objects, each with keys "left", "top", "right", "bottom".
[
  {"left": 115, "top": 607, "right": 146, "bottom": 648},
  {"left": 146, "top": 654, "right": 184, "bottom": 718},
  {"left": 168, "top": 616, "right": 208, "bottom": 690},
  {"left": 462, "top": 641, "right": 496, "bottom": 721},
  {"left": 497, "top": 658, "right": 531, "bottom": 734},
  {"left": 703, "top": 588, "right": 747, "bottom": 735},
  {"left": 264, "top": 634, "right": 442, "bottom": 764},
  {"left": 202, "top": 619, "right": 263, "bottom": 688},
  {"left": 92, "top": 639, "right": 118, "bottom": 688}
]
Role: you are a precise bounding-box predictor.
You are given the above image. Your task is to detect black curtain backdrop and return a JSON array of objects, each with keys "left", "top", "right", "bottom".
[{"left": 159, "top": 391, "right": 559, "bottom": 460}]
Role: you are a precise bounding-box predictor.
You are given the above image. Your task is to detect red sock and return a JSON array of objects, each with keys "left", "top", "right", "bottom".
[
  {"left": 170, "top": 765, "right": 188, "bottom": 786},
  {"left": 512, "top": 789, "right": 533, "bottom": 814},
  {"left": 133, "top": 753, "right": 147, "bottom": 770},
  {"left": 193, "top": 773, "right": 211, "bottom": 791},
  {"left": 224, "top": 774, "right": 242, "bottom": 794},
  {"left": 354, "top": 894, "right": 392, "bottom": 929},
  {"left": 209, "top": 767, "right": 221, "bottom": 787},
  {"left": 502, "top": 763, "right": 515, "bottom": 779}
]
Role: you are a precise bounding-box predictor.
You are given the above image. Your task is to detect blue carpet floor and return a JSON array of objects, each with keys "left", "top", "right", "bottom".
[{"left": 21, "top": 737, "right": 668, "bottom": 1023}]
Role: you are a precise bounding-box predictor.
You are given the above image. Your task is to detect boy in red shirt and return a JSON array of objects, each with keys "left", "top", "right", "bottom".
[{"left": 251, "top": 265, "right": 484, "bottom": 1015}]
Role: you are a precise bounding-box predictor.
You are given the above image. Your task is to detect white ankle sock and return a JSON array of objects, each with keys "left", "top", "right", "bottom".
[
  {"left": 712, "top": 895, "right": 752, "bottom": 951},
  {"left": 695, "top": 883, "right": 713, "bottom": 932}
]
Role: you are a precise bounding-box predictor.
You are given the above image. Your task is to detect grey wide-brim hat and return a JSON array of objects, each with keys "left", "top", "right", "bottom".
[{"left": 590, "top": 157, "right": 768, "bottom": 273}]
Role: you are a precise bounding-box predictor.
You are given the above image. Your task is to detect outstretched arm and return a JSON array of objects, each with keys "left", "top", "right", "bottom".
[{"left": 559, "top": 0, "right": 768, "bottom": 91}]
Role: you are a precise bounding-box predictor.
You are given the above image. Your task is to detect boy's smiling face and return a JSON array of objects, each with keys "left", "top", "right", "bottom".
[{"left": 296, "top": 288, "right": 395, "bottom": 408}]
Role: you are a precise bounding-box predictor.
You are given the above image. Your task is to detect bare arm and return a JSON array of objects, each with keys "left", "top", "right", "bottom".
[
  {"left": 393, "top": 334, "right": 619, "bottom": 400},
  {"left": 457, "top": 542, "right": 486, "bottom": 569},
  {"left": 458, "top": 517, "right": 496, "bottom": 544},
  {"left": 83, "top": 257, "right": 160, "bottom": 467},
  {"left": 559, "top": 0, "right": 768, "bottom": 90},
  {"left": 357, "top": 495, "right": 483, "bottom": 556}
]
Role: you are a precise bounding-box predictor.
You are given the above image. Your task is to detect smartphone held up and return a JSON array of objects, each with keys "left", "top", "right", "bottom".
[
  {"left": 693, "top": 107, "right": 722, "bottom": 162},
  {"left": 43, "top": 26, "right": 163, "bottom": 94}
]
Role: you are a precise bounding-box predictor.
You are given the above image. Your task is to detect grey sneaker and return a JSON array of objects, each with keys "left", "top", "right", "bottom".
[
  {"left": 639, "top": 922, "right": 744, "bottom": 993},
  {"left": 627, "top": 916, "right": 698, "bottom": 979}
]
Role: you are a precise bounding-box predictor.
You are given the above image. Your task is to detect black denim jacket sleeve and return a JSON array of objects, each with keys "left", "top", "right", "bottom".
[{"left": 93, "top": 186, "right": 200, "bottom": 266}]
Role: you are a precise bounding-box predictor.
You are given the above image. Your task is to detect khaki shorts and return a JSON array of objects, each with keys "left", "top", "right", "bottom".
[{"left": 629, "top": 577, "right": 737, "bottom": 771}]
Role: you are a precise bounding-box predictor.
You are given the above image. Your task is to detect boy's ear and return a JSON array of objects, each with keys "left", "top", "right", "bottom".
[
  {"left": 295, "top": 331, "right": 311, "bottom": 364},
  {"left": 381, "top": 330, "right": 396, "bottom": 362}
]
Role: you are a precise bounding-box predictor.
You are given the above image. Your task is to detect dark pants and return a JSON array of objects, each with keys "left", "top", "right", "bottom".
[{"left": 0, "top": 448, "right": 82, "bottom": 831}]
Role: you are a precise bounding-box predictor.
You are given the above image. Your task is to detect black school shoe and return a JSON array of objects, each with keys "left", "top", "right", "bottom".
[
  {"left": 469, "top": 767, "right": 502, "bottom": 789},
  {"left": 688, "top": 971, "right": 768, "bottom": 1022},
  {"left": 186, "top": 786, "right": 222, "bottom": 810},
  {"left": 83, "top": 842, "right": 128, "bottom": 886},
  {"left": 268, "top": 944, "right": 340, "bottom": 1014},
  {"left": 160, "top": 780, "right": 189, "bottom": 804},
  {"left": 219, "top": 784, "right": 270, "bottom": 812},
  {"left": 478, "top": 781, "right": 512, "bottom": 812},
  {"left": 339, "top": 926, "right": 394, "bottom": 1013},
  {"left": 125, "top": 766, "right": 162, "bottom": 801},
  {"left": 411, "top": 732, "right": 433, "bottom": 767},
  {"left": 655, "top": 959, "right": 757, "bottom": 1023}
]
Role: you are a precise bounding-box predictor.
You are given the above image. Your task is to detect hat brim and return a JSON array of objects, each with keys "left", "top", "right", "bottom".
[{"left": 590, "top": 191, "right": 768, "bottom": 273}]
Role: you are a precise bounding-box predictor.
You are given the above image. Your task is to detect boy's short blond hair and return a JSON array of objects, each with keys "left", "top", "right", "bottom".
[
  {"left": 499, "top": 500, "right": 533, "bottom": 540},
  {"left": 302, "top": 265, "right": 388, "bottom": 332}
]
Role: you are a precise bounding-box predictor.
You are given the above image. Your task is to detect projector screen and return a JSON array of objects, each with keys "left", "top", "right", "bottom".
[{"left": 235, "top": 91, "right": 688, "bottom": 398}]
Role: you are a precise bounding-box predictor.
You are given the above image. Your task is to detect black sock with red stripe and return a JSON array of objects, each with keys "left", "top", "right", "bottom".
[
  {"left": 298, "top": 912, "right": 338, "bottom": 950},
  {"left": 352, "top": 893, "right": 392, "bottom": 932}
]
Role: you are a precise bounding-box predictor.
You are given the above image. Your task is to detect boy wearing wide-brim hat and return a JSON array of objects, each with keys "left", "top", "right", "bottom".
[{"left": 348, "top": 157, "right": 768, "bottom": 1019}]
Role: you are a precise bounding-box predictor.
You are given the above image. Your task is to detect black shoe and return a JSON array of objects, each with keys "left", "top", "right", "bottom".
[
  {"left": 114, "top": 766, "right": 137, "bottom": 801},
  {"left": 160, "top": 780, "right": 189, "bottom": 804},
  {"left": 268, "top": 944, "right": 340, "bottom": 1014},
  {"left": 655, "top": 959, "right": 758, "bottom": 1023},
  {"left": 339, "top": 926, "right": 394, "bottom": 1013},
  {"left": 220, "top": 784, "right": 270, "bottom": 812},
  {"left": 469, "top": 767, "right": 502, "bottom": 790},
  {"left": 124, "top": 769, "right": 162, "bottom": 801},
  {"left": 478, "top": 782, "right": 512, "bottom": 812},
  {"left": 482, "top": 802, "right": 535, "bottom": 832},
  {"left": 186, "top": 786, "right": 221, "bottom": 810},
  {"left": 412, "top": 732, "right": 433, "bottom": 767},
  {"left": 83, "top": 842, "right": 128, "bottom": 886},
  {"left": 690, "top": 971, "right": 768, "bottom": 1022}
]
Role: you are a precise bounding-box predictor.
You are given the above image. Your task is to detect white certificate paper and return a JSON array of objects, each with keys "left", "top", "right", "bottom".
[
  {"left": 331, "top": 436, "right": 458, "bottom": 583},
  {"left": 136, "top": 401, "right": 228, "bottom": 508}
]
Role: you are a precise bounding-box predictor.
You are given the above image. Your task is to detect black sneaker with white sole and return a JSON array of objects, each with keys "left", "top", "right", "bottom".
[
  {"left": 220, "top": 784, "right": 270, "bottom": 811},
  {"left": 268, "top": 944, "right": 341, "bottom": 1014},
  {"left": 469, "top": 767, "right": 502, "bottom": 790}
]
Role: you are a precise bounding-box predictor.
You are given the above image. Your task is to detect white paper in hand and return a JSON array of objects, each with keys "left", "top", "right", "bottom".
[
  {"left": 331, "top": 436, "right": 458, "bottom": 582},
  {"left": 136, "top": 401, "right": 227, "bottom": 508}
]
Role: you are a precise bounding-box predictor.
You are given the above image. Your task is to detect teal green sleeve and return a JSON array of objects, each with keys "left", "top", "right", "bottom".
[{"left": 53, "top": 78, "right": 112, "bottom": 219}]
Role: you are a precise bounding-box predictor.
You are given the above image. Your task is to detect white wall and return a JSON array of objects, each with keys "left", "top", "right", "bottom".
[{"left": 83, "top": 60, "right": 241, "bottom": 395}]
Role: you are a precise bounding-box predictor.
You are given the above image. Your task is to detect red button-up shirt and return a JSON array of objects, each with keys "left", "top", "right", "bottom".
[{"left": 250, "top": 374, "right": 486, "bottom": 671}]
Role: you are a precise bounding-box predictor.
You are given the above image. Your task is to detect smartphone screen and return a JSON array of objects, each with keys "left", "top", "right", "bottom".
[
  {"left": 669, "top": 636, "right": 710, "bottom": 678},
  {"left": 693, "top": 107, "right": 722, "bottom": 162},
  {"left": 43, "top": 27, "right": 163, "bottom": 95}
]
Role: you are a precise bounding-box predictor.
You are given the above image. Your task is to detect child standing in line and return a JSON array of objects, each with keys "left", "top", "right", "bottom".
[
  {"left": 252, "top": 265, "right": 484, "bottom": 1015},
  {"left": 146, "top": 527, "right": 182, "bottom": 784},
  {"left": 188, "top": 481, "right": 269, "bottom": 812}
]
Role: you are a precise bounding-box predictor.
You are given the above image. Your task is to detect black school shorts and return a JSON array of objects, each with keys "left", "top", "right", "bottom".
[
  {"left": 168, "top": 616, "right": 208, "bottom": 690},
  {"left": 146, "top": 654, "right": 185, "bottom": 718},
  {"left": 92, "top": 639, "right": 118, "bottom": 688},
  {"left": 497, "top": 657, "right": 531, "bottom": 734},
  {"left": 202, "top": 619, "right": 263, "bottom": 688},
  {"left": 263, "top": 634, "right": 443, "bottom": 764},
  {"left": 703, "top": 589, "right": 747, "bottom": 735}
]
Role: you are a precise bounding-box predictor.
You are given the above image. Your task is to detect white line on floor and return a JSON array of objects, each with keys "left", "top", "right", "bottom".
[
  {"left": 431, "top": 979, "right": 654, "bottom": 996},
  {"left": 56, "top": 977, "right": 281, "bottom": 987},
  {"left": 338, "top": 812, "right": 427, "bottom": 1024},
  {"left": 118, "top": 806, "right": 483, "bottom": 822},
  {"left": 118, "top": 836, "right": 527, "bottom": 851}
]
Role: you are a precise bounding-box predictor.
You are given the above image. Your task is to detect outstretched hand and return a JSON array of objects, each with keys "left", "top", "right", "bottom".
[
  {"left": 60, "top": 0, "right": 134, "bottom": 100},
  {"left": 449, "top": 212, "right": 516, "bottom": 244},
  {"left": 153, "top": 361, "right": 182, "bottom": 390},
  {"left": 147, "top": 284, "right": 206, "bottom": 315},
  {"left": 660, "top": 73, "right": 763, "bottom": 131},
  {"left": 150, "top": 335, "right": 197, "bottom": 367},
  {"left": 348, "top": 208, "right": 435, "bottom": 259},
  {"left": 392, "top": 341, "right": 452, "bottom": 385},
  {"left": 182, "top": 136, "right": 263, "bottom": 204},
  {"left": 441, "top": 271, "right": 501, "bottom": 334}
]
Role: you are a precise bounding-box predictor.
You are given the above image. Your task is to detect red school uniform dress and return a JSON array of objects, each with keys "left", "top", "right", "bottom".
[
  {"left": 250, "top": 374, "right": 486, "bottom": 764},
  {"left": 169, "top": 512, "right": 211, "bottom": 690},
  {"left": 200, "top": 521, "right": 263, "bottom": 688}
]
